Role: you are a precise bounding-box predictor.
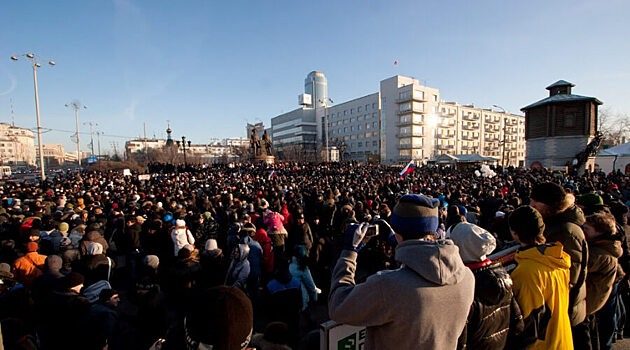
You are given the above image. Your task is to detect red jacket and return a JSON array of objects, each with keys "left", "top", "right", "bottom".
[{"left": 254, "top": 228, "right": 274, "bottom": 273}]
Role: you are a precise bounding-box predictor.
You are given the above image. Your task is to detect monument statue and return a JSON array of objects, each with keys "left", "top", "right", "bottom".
[
  {"left": 250, "top": 128, "right": 260, "bottom": 157},
  {"left": 262, "top": 130, "right": 273, "bottom": 156},
  {"left": 249, "top": 127, "right": 275, "bottom": 164}
]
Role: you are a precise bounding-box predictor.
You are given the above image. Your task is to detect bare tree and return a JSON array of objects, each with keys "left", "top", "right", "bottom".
[{"left": 599, "top": 107, "right": 630, "bottom": 147}]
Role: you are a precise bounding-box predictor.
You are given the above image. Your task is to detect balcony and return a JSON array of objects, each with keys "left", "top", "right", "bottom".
[
  {"left": 462, "top": 135, "right": 476, "bottom": 141},
  {"left": 398, "top": 144, "right": 413, "bottom": 149},
  {"left": 437, "top": 133, "right": 455, "bottom": 139},
  {"left": 484, "top": 118, "right": 500, "bottom": 124},
  {"left": 396, "top": 132, "right": 424, "bottom": 138},
  {"left": 437, "top": 145, "right": 454, "bottom": 150},
  {"left": 462, "top": 114, "right": 478, "bottom": 121},
  {"left": 397, "top": 108, "right": 426, "bottom": 116},
  {"left": 461, "top": 146, "right": 476, "bottom": 151},
  {"left": 396, "top": 93, "right": 427, "bottom": 103},
  {"left": 461, "top": 123, "right": 478, "bottom": 130},
  {"left": 397, "top": 119, "right": 423, "bottom": 126}
]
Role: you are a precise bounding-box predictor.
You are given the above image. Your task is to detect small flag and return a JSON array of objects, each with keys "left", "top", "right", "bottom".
[
  {"left": 400, "top": 161, "right": 415, "bottom": 179},
  {"left": 394, "top": 60, "right": 398, "bottom": 66},
  {"left": 268, "top": 170, "right": 277, "bottom": 180}
]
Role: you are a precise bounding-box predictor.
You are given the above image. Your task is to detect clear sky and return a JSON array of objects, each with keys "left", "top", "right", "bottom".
[{"left": 1, "top": 0, "right": 628, "bottom": 154}]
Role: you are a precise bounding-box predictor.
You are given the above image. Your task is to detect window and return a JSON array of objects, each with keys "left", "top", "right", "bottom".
[
  {"left": 358, "top": 106, "right": 363, "bottom": 113},
  {"left": 350, "top": 126, "right": 354, "bottom": 131},
  {"left": 399, "top": 91, "right": 411, "bottom": 100},
  {"left": 433, "top": 94, "right": 438, "bottom": 102},
  {"left": 372, "top": 103, "right": 378, "bottom": 109},
  {"left": 357, "top": 116, "right": 363, "bottom": 121},
  {"left": 373, "top": 140, "right": 377, "bottom": 146},
  {"left": 350, "top": 117, "right": 354, "bottom": 123},
  {"left": 365, "top": 104, "right": 370, "bottom": 111},
  {"left": 372, "top": 113, "right": 377, "bottom": 119},
  {"left": 344, "top": 110, "right": 347, "bottom": 116},
  {"left": 350, "top": 108, "right": 354, "bottom": 114},
  {"left": 358, "top": 142, "right": 363, "bottom": 147},
  {"left": 357, "top": 125, "right": 362, "bottom": 130},
  {"left": 344, "top": 127, "right": 348, "bottom": 132},
  {"left": 366, "top": 123, "right": 371, "bottom": 129},
  {"left": 373, "top": 122, "right": 378, "bottom": 127}
]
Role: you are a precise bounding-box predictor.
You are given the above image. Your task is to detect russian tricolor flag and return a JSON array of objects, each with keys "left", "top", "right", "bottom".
[{"left": 400, "top": 161, "right": 415, "bottom": 179}]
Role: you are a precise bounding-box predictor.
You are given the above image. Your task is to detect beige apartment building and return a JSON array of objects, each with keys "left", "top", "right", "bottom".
[{"left": 0, "top": 123, "right": 36, "bottom": 167}]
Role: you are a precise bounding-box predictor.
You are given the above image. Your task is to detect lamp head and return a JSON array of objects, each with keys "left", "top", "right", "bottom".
[
  {"left": 10, "top": 56, "right": 18, "bottom": 61},
  {"left": 48, "top": 61, "right": 55, "bottom": 66},
  {"left": 34, "top": 63, "right": 41, "bottom": 68},
  {"left": 26, "top": 53, "right": 34, "bottom": 59}
]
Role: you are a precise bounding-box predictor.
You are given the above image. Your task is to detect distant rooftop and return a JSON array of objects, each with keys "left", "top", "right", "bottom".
[{"left": 546, "top": 80, "right": 575, "bottom": 90}]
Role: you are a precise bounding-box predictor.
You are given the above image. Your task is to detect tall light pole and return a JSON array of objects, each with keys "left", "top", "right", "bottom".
[
  {"left": 66, "top": 101, "right": 87, "bottom": 167},
  {"left": 83, "top": 121, "right": 97, "bottom": 156},
  {"left": 10, "top": 53, "right": 55, "bottom": 180},
  {"left": 492, "top": 105, "right": 508, "bottom": 168},
  {"left": 318, "top": 98, "right": 334, "bottom": 162},
  {"left": 96, "top": 131, "right": 103, "bottom": 161}
]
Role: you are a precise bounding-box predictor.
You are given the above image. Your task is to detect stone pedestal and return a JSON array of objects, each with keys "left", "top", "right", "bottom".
[{"left": 250, "top": 155, "right": 275, "bottom": 165}]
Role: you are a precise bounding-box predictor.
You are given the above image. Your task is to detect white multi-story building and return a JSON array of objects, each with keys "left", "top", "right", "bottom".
[
  {"left": 0, "top": 123, "right": 36, "bottom": 167},
  {"left": 271, "top": 72, "right": 526, "bottom": 166}
]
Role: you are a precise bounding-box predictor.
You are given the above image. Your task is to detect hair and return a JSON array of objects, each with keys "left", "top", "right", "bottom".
[{"left": 585, "top": 212, "right": 617, "bottom": 238}]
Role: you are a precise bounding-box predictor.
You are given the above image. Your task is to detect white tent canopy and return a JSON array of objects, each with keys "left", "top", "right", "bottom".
[{"left": 596, "top": 142, "right": 630, "bottom": 174}]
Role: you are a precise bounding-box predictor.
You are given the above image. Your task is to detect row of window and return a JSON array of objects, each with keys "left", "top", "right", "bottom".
[{"left": 330, "top": 103, "right": 379, "bottom": 118}]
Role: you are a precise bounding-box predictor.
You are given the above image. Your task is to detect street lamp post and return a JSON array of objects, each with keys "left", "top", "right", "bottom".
[
  {"left": 65, "top": 101, "right": 87, "bottom": 167},
  {"left": 178, "top": 136, "right": 190, "bottom": 166},
  {"left": 11, "top": 53, "right": 55, "bottom": 180},
  {"left": 492, "top": 105, "right": 508, "bottom": 168},
  {"left": 318, "top": 98, "right": 334, "bottom": 162}
]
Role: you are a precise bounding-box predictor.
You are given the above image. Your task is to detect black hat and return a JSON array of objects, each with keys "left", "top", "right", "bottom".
[
  {"left": 508, "top": 206, "right": 545, "bottom": 239},
  {"left": 185, "top": 286, "right": 253, "bottom": 350},
  {"left": 98, "top": 288, "right": 119, "bottom": 303},
  {"left": 531, "top": 182, "right": 566, "bottom": 208}
]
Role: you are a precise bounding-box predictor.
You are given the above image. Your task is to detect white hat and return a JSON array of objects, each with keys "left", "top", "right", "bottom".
[
  {"left": 450, "top": 222, "right": 496, "bottom": 264},
  {"left": 175, "top": 219, "right": 186, "bottom": 227}
]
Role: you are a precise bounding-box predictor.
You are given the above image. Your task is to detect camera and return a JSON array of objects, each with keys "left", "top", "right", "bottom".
[{"left": 365, "top": 224, "right": 379, "bottom": 238}]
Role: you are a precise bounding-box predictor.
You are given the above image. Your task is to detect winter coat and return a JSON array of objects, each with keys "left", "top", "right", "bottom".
[
  {"left": 289, "top": 257, "right": 318, "bottom": 311},
  {"left": 225, "top": 244, "right": 250, "bottom": 291},
  {"left": 461, "top": 261, "right": 522, "bottom": 350},
  {"left": 264, "top": 212, "right": 287, "bottom": 247},
  {"left": 170, "top": 226, "right": 195, "bottom": 256},
  {"left": 329, "top": 239, "right": 475, "bottom": 350},
  {"left": 241, "top": 236, "right": 263, "bottom": 278},
  {"left": 510, "top": 242, "right": 573, "bottom": 350},
  {"left": 585, "top": 238, "right": 622, "bottom": 315},
  {"left": 86, "top": 302, "right": 119, "bottom": 350},
  {"left": 40, "top": 288, "right": 91, "bottom": 350},
  {"left": 291, "top": 222, "right": 314, "bottom": 251},
  {"left": 543, "top": 204, "right": 588, "bottom": 326},
  {"left": 12, "top": 251, "right": 47, "bottom": 288},
  {"left": 76, "top": 254, "right": 113, "bottom": 286},
  {"left": 254, "top": 228, "right": 274, "bottom": 274},
  {"left": 80, "top": 231, "right": 109, "bottom": 256}
]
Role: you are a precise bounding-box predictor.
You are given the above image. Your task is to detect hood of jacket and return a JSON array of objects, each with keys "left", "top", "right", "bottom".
[
  {"left": 590, "top": 239, "right": 623, "bottom": 259},
  {"left": 237, "top": 243, "right": 250, "bottom": 262},
  {"left": 394, "top": 239, "right": 469, "bottom": 286},
  {"left": 515, "top": 242, "right": 571, "bottom": 270},
  {"left": 254, "top": 228, "right": 271, "bottom": 243},
  {"left": 548, "top": 205, "right": 585, "bottom": 227}
]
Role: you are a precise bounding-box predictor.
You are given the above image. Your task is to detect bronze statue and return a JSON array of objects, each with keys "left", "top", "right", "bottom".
[
  {"left": 262, "top": 130, "right": 272, "bottom": 156},
  {"left": 250, "top": 128, "right": 260, "bottom": 157}
]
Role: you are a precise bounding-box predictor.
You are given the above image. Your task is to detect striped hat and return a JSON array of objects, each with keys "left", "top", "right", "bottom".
[{"left": 391, "top": 194, "right": 439, "bottom": 236}]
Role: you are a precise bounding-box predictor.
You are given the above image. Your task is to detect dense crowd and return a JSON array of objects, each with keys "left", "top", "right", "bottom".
[{"left": 0, "top": 162, "right": 628, "bottom": 349}]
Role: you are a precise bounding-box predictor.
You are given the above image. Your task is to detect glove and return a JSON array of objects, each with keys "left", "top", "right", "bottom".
[{"left": 344, "top": 222, "right": 368, "bottom": 252}]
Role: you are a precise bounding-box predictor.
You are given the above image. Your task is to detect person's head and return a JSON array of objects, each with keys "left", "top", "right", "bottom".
[
  {"left": 44, "top": 254, "right": 62, "bottom": 273},
  {"left": 583, "top": 212, "right": 617, "bottom": 241},
  {"left": 449, "top": 223, "right": 496, "bottom": 264},
  {"left": 98, "top": 288, "right": 120, "bottom": 308},
  {"left": 185, "top": 286, "right": 253, "bottom": 350},
  {"left": 86, "top": 242, "right": 103, "bottom": 255},
  {"left": 144, "top": 255, "right": 159, "bottom": 270},
  {"left": 530, "top": 182, "right": 574, "bottom": 219},
  {"left": 58, "top": 222, "right": 69, "bottom": 234},
  {"left": 576, "top": 193, "right": 605, "bottom": 215},
  {"left": 508, "top": 206, "right": 546, "bottom": 246},
  {"left": 61, "top": 272, "right": 84, "bottom": 293},
  {"left": 25, "top": 241, "right": 38, "bottom": 253},
  {"left": 263, "top": 322, "right": 289, "bottom": 345},
  {"left": 296, "top": 213, "right": 305, "bottom": 224},
  {"left": 390, "top": 194, "right": 439, "bottom": 240}
]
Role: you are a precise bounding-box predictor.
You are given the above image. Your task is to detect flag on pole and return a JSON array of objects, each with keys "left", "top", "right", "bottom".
[
  {"left": 268, "top": 170, "right": 277, "bottom": 180},
  {"left": 400, "top": 160, "right": 415, "bottom": 179},
  {"left": 394, "top": 60, "right": 398, "bottom": 66}
]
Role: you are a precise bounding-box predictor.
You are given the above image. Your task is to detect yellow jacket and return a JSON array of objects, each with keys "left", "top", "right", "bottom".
[{"left": 510, "top": 242, "right": 573, "bottom": 350}]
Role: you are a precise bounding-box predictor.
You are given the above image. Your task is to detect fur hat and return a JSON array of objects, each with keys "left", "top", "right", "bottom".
[
  {"left": 390, "top": 194, "right": 439, "bottom": 236},
  {"left": 185, "top": 286, "right": 253, "bottom": 350},
  {"left": 86, "top": 242, "right": 103, "bottom": 255},
  {"left": 450, "top": 223, "right": 496, "bottom": 264},
  {"left": 531, "top": 182, "right": 566, "bottom": 208},
  {"left": 175, "top": 219, "right": 186, "bottom": 228}
]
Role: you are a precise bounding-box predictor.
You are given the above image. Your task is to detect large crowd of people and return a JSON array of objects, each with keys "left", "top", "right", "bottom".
[{"left": 0, "top": 162, "right": 628, "bottom": 349}]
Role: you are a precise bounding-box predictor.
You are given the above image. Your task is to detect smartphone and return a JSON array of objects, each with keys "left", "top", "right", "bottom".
[{"left": 365, "top": 224, "right": 379, "bottom": 238}]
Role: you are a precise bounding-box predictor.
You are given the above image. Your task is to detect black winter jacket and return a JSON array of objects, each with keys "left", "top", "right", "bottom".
[{"left": 460, "top": 262, "right": 523, "bottom": 350}]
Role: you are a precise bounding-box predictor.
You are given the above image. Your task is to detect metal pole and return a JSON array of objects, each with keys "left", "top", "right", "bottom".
[
  {"left": 97, "top": 132, "right": 101, "bottom": 160},
  {"left": 32, "top": 65, "right": 46, "bottom": 181},
  {"left": 89, "top": 123, "right": 95, "bottom": 155},
  {"left": 325, "top": 103, "right": 329, "bottom": 162},
  {"left": 75, "top": 107, "right": 80, "bottom": 167}
]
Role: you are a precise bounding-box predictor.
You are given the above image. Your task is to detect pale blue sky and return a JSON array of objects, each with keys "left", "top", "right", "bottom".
[{"left": 0, "top": 0, "right": 628, "bottom": 154}]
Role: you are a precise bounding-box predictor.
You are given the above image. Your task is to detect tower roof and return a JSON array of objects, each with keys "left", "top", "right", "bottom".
[{"left": 546, "top": 80, "right": 575, "bottom": 90}]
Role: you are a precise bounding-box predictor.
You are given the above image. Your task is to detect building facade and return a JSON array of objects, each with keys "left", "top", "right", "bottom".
[
  {"left": 40, "top": 144, "right": 65, "bottom": 167},
  {"left": 271, "top": 72, "right": 525, "bottom": 165},
  {"left": 0, "top": 124, "right": 36, "bottom": 167}
]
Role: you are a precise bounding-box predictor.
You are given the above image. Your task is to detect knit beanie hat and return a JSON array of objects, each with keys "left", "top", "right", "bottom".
[
  {"left": 25, "top": 242, "right": 38, "bottom": 253},
  {"left": 508, "top": 205, "right": 545, "bottom": 238},
  {"left": 203, "top": 212, "right": 212, "bottom": 220},
  {"left": 62, "top": 272, "right": 84, "bottom": 289},
  {"left": 175, "top": 219, "right": 186, "bottom": 228},
  {"left": 390, "top": 194, "right": 439, "bottom": 236},
  {"left": 144, "top": 255, "right": 160, "bottom": 269},
  {"left": 86, "top": 242, "right": 103, "bottom": 255},
  {"left": 0, "top": 263, "right": 13, "bottom": 279},
  {"left": 205, "top": 239, "right": 219, "bottom": 251},
  {"left": 45, "top": 255, "right": 62, "bottom": 271},
  {"left": 58, "top": 222, "right": 69, "bottom": 233},
  {"left": 185, "top": 286, "right": 253, "bottom": 350},
  {"left": 577, "top": 193, "right": 604, "bottom": 207},
  {"left": 450, "top": 223, "right": 496, "bottom": 264},
  {"left": 531, "top": 182, "right": 566, "bottom": 208}
]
